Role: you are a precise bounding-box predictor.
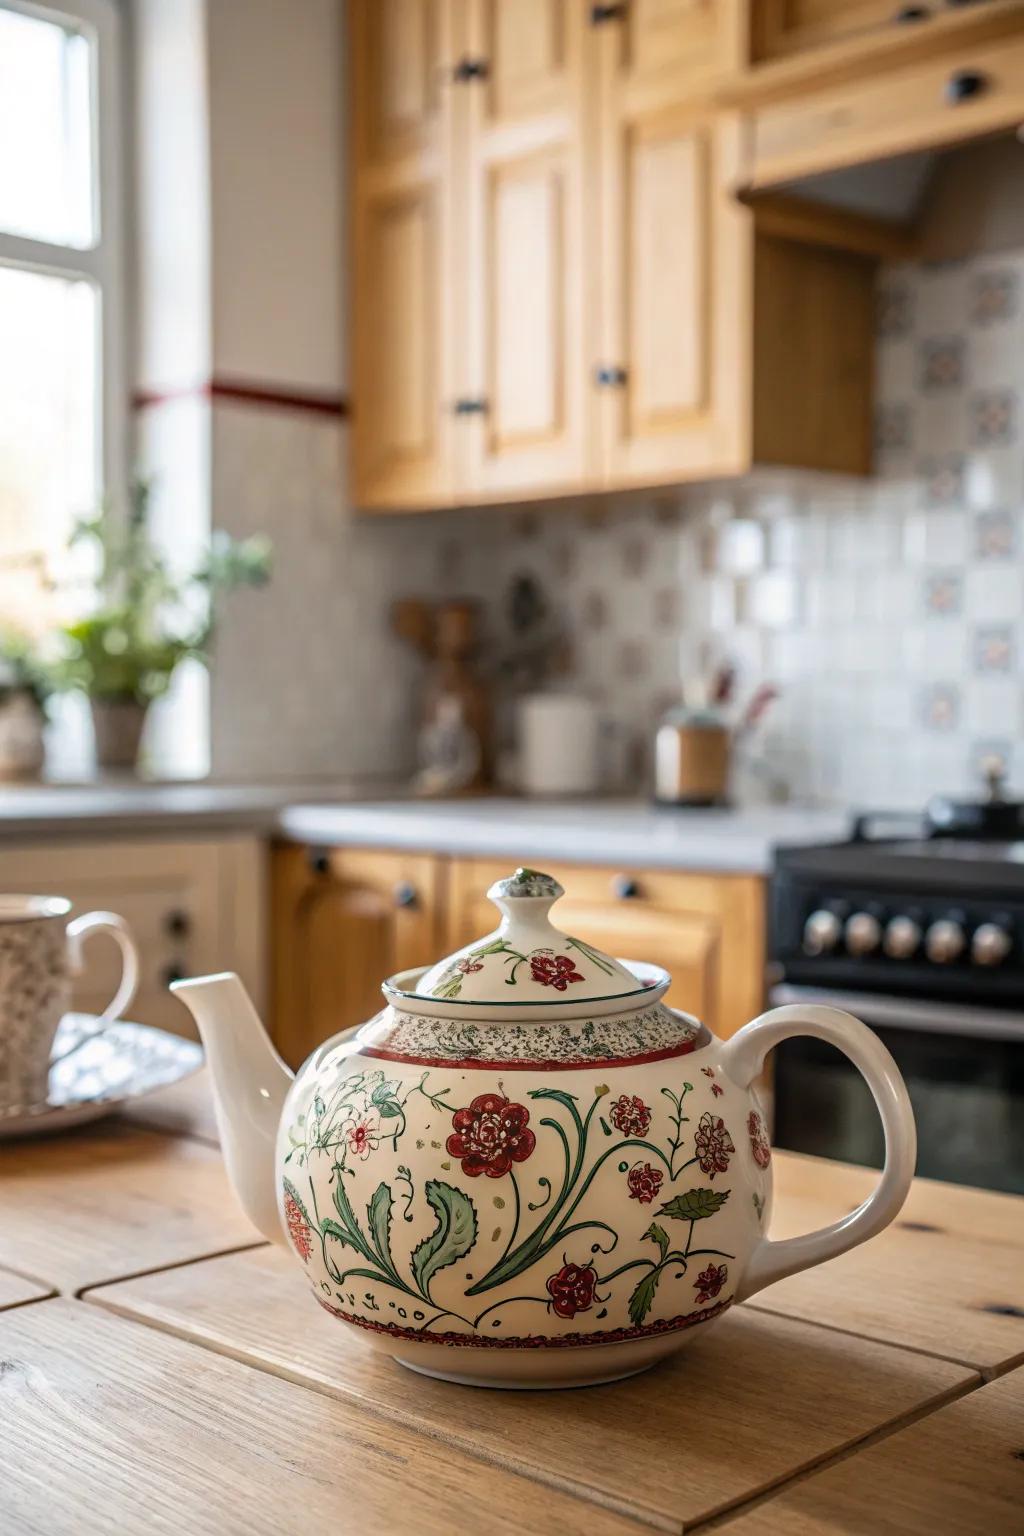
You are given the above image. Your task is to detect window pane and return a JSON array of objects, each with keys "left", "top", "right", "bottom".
[
  {"left": 0, "top": 5, "right": 94, "bottom": 248},
  {"left": 0, "top": 266, "right": 98, "bottom": 630}
]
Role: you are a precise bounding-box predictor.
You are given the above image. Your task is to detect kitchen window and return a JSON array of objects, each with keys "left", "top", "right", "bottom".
[{"left": 0, "top": 0, "right": 125, "bottom": 628}]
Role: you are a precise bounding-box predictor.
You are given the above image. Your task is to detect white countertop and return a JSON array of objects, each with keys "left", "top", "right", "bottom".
[
  {"left": 0, "top": 779, "right": 379, "bottom": 840},
  {"left": 278, "top": 798, "right": 852, "bottom": 875},
  {"left": 0, "top": 782, "right": 851, "bottom": 872}
]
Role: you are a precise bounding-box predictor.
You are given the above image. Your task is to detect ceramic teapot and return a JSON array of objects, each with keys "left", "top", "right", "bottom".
[{"left": 173, "top": 867, "right": 916, "bottom": 1389}]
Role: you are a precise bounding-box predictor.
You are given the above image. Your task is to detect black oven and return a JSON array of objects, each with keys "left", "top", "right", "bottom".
[
  {"left": 769, "top": 983, "right": 1024, "bottom": 1194},
  {"left": 768, "top": 830, "right": 1024, "bottom": 1196}
]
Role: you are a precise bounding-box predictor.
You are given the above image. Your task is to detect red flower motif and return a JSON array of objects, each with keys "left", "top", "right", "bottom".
[
  {"left": 694, "top": 1112, "right": 735, "bottom": 1178},
  {"left": 446, "top": 1092, "right": 537, "bottom": 1178},
  {"left": 456, "top": 957, "right": 484, "bottom": 974},
  {"left": 694, "top": 1262, "right": 728, "bottom": 1304},
  {"left": 530, "top": 951, "right": 585, "bottom": 991},
  {"left": 627, "top": 1162, "right": 663, "bottom": 1204},
  {"left": 284, "top": 1192, "right": 312, "bottom": 1262},
  {"left": 711, "top": 1082, "right": 724, "bottom": 1098},
  {"left": 609, "top": 1093, "right": 651, "bottom": 1138},
  {"left": 546, "top": 1262, "right": 596, "bottom": 1319},
  {"left": 748, "top": 1110, "right": 771, "bottom": 1169},
  {"left": 341, "top": 1113, "right": 379, "bottom": 1160}
]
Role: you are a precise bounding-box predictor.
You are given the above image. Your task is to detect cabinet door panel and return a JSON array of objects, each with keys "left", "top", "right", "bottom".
[
  {"left": 367, "top": 0, "right": 442, "bottom": 158},
  {"left": 462, "top": 0, "right": 590, "bottom": 497},
  {"left": 622, "top": 0, "right": 739, "bottom": 87},
  {"left": 628, "top": 124, "right": 709, "bottom": 426},
  {"left": 599, "top": 104, "right": 749, "bottom": 485},
  {"left": 271, "top": 847, "right": 442, "bottom": 1068},
  {"left": 351, "top": 0, "right": 455, "bottom": 509}
]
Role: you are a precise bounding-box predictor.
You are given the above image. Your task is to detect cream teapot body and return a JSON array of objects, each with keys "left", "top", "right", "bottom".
[{"left": 173, "top": 869, "right": 916, "bottom": 1390}]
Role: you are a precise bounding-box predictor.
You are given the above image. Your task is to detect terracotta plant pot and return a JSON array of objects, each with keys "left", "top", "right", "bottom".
[
  {"left": 0, "top": 691, "right": 46, "bottom": 782},
  {"left": 90, "top": 697, "right": 149, "bottom": 771}
]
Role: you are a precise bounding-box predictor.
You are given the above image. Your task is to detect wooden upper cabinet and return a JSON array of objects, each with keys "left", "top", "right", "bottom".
[
  {"left": 459, "top": 0, "right": 591, "bottom": 498},
  {"left": 351, "top": 0, "right": 455, "bottom": 509},
  {"left": 597, "top": 101, "right": 750, "bottom": 484},
  {"left": 271, "top": 845, "right": 443, "bottom": 1068}
]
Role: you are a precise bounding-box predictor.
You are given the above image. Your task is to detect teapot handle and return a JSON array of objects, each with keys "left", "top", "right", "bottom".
[{"left": 719, "top": 1003, "right": 916, "bottom": 1302}]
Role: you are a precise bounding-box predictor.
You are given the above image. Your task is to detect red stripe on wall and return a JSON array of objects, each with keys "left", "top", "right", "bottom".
[{"left": 133, "top": 376, "right": 349, "bottom": 418}]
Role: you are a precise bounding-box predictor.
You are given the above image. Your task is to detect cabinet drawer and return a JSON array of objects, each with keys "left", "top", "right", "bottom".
[
  {"left": 755, "top": 0, "right": 955, "bottom": 61},
  {"left": 750, "top": 31, "right": 1024, "bottom": 185}
]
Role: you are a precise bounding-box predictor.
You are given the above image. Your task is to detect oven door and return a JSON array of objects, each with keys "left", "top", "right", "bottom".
[{"left": 768, "top": 983, "right": 1024, "bottom": 1195}]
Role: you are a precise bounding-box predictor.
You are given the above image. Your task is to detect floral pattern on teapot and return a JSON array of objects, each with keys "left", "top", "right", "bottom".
[{"left": 279, "top": 1050, "right": 762, "bottom": 1349}]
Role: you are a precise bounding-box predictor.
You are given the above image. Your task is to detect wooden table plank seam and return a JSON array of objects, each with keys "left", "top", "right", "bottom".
[
  {"left": 684, "top": 1373, "right": 986, "bottom": 1532},
  {"left": 745, "top": 1298, "right": 1024, "bottom": 1384},
  {"left": 83, "top": 1244, "right": 980, "bottom": 1536},
  {"left": 73, "top": 1240, "right": 269, "bottom": 1302},
  {"left": 84, "top": 1283, "right": 677, "bottom": 1534}
]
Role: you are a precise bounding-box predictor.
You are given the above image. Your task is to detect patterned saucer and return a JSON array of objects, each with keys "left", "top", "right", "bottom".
[{"left": 0, "top": 1013, "right": 203, "bottom": 1140}]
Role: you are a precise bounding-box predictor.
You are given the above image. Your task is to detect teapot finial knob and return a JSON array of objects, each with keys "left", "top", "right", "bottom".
[{"left": 488, "top": 867, "right": 564, "bottom": 903}]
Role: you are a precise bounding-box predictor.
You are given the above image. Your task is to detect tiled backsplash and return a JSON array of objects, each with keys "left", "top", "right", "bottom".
[
  {"left": 208, "top": 245, "right": 1023, "bottom": 809},
  {"left": 409, "top": 246, "right": 1024, "bottom": 810}
]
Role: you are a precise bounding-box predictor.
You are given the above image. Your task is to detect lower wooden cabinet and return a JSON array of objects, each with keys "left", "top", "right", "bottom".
[
  {"left": 0, "top": 836, "right": 266, "bottom": 1037},
  {"left": 271, "top": 845, "right": 444, "bottom": 1068},
  {"left": 271, "top": 845, "right": 765, "bottom": 1062}
]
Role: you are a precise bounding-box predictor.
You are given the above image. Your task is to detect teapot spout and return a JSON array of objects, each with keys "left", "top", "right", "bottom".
[{"left": 171, "top": 971, "right": 293, "bottom": 1245}]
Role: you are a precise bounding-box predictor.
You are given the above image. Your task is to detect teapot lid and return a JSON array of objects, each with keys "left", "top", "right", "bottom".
[{"left": 392, "top": 868, "right": 659, "bottom": 1009}]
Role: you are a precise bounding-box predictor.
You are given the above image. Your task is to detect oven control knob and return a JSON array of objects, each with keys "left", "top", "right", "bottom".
[
  {"left": 925, "top": 918, "right": 965, "bottom": 964},
  {"left": 803, "top": 909, "right": 842, "bottom": 955},
  {"left": 971, "top": 922, "right": 1012, "bottom": 967},
  {"left": 845, "top": 911, "right": 882, "bottom": 956},
  {"left": 883, "top": 915, "right": 921, "bottom": 960}
]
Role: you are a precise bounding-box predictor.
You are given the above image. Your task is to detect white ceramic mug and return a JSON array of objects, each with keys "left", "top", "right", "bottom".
[
  {"left": 0, "top": 896, "right": 139, "bottom": 1111},
  {"left": 518, "top": 693, "right": 601, "bottom": 796}
]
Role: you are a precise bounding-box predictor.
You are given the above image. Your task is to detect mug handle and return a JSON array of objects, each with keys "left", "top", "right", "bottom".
[
  {"left": 66, "top": 911, "right": 140, "bottom": 1023},
  {"left": 719, "top": 1003, "right": 917, "bottom": 1302}
]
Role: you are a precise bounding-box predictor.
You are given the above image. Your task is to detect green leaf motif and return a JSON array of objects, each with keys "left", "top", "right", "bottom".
[
  {"left": 643, "top": 1222, "right": 670, "bottom": 1260},
  {"left": 377, "top": 1100, "right": 404, "bottom": 1120},
  {"left": 332, "top": 1171, "right": 364, "bottom": 1242},
  {"left": 411, "top": 1180, "right": 478, "bottom": 1295},
  {"left": 628, "top": 1265, "right": 663, "bottom": 1327},
  {"left": 371, "top": 1080, "right": 399, "bottom": 1106},
  {"left": 658, "top": 1187, "right": 731, "bottom": 1223},
  {"left": 367, "top": 1183, "right": 394, "bottom": 1269}
]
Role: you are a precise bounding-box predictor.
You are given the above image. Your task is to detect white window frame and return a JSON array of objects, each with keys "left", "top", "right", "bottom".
[{"left": 0, "top": 0, "right": 127, "bottom": 517}]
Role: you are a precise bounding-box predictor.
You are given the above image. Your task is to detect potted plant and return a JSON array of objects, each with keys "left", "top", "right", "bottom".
[
  {"left": 0, "top": 627, "right": 50, "bottom": 781},
  {"left": 50, "top": 480, "right": 271, "bottom": 771}
]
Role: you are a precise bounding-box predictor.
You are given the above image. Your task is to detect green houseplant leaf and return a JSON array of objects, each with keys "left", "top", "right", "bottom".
[
  {"left": 658, "top": 1188, "right": 731, "bottom": 1223},
  {"left": 411, "top": 1180, "right": 477, "bottom": 1294}
]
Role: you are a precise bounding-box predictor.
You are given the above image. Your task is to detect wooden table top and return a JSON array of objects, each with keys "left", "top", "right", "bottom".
[{"left": 2, "top": 1072, "right": 1021, "bottom": 1534}]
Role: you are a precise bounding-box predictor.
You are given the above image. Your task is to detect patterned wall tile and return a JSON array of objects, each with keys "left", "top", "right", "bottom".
[{"left": 202, "top": 243, "right": 1024, "bottom": 806}]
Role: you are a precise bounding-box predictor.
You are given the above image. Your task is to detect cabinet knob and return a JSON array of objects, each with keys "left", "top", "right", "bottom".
[
  {"left": 590, "top": 3, "right": 626, "bottom": 21},
  {"left": 163, "top": 960, "right": 188, "bottom": 987},
  {"left": 595, "top": 365, "right": 628, "bottom": 387},
  {"left": 393, "top": 881, "right": 419, "bottom": 910},
  {"left": 612, "top": 874, "right": 640, "bottom": 900},
  {"left": 453, "top": 56, "right": 488, "bottom": 82},
  {"left": 893, "top": 4, "right": 930, "bottom": 21},
  {"left": 453, "top": 396, "right": 489, "bottom": 415},
  {"left": 164, "top": 908, "right": 191, "bottom": 939},
  {"left": 945, "top": 68, "right": 989, "bottom": 103},
  {"left": 309, "top": 847, "right": 331, "bottom": 876}
]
